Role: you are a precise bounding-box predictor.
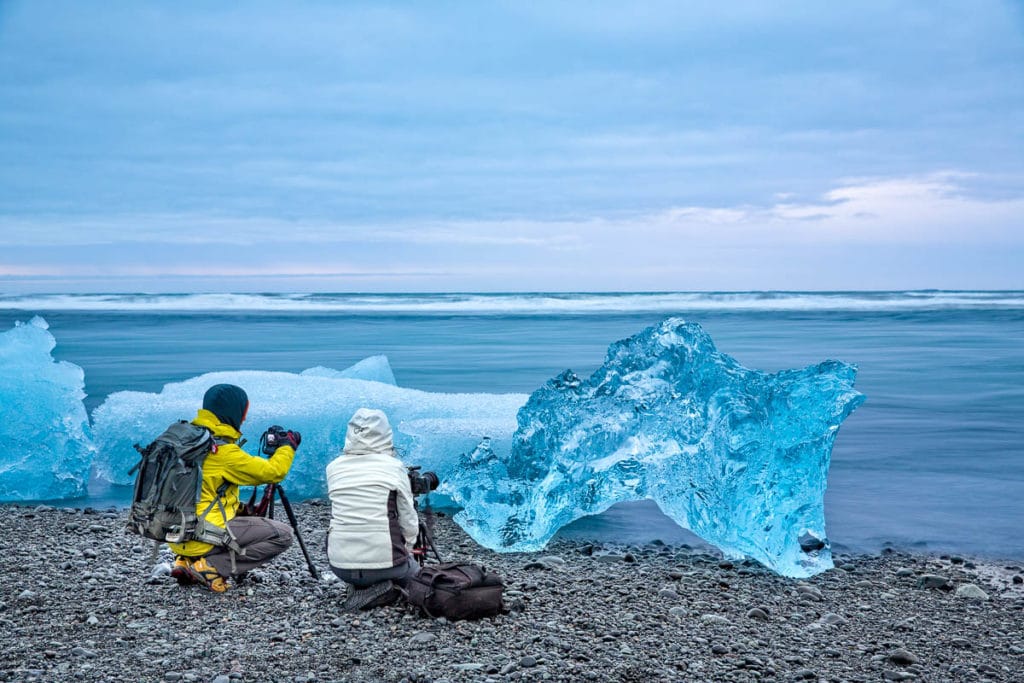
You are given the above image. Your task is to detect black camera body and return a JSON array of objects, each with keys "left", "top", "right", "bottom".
[
  {"left": 407, "top": 466, "right": 439, "bottom": 496},
  {"left": 261, "top": 425, "right": 301, "bottom": 455}
]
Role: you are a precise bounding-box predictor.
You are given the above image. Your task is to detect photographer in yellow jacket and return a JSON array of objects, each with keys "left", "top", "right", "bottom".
[{"left": 170, "top": 383, "right": 298, "bottom": 592}]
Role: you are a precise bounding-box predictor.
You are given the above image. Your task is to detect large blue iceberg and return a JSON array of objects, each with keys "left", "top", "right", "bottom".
[
  {"left": 0, "top": 317, "right": 93, "bottom": 501},
  {"left": 446, "top": 318, "right": 864, "bottom": 577}
]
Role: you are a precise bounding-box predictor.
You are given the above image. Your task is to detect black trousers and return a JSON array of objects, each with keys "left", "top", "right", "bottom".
[{"left": 330, "top": 555, "right": 419, "bottom": 588}]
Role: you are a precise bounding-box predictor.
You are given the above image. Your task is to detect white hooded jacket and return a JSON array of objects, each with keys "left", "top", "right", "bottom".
[{"left": 326, "top": 408, "right": 419, "bottom": 570}]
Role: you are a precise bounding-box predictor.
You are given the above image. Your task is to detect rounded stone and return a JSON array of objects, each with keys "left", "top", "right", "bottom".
[
  {"left": 954, "top": 583, "right": 990, "bottom": 601},
  {"left": 888, "top": 648, "right": 918, "bottom": 666}
]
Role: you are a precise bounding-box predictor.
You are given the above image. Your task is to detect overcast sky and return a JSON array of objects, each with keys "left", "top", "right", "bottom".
[{"left": 1, "top": 1, "right": 1022, "bottom": 292}]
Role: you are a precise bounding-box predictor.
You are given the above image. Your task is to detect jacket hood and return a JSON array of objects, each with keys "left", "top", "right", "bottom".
[
  {"left": 193, "top": 409, "right": 242, "bottom": 441},
  {"left": 202, "top": 383, "right": 249, "bottom": 430},
  {"left": 343, "top": 408, "right": 395, "bottom": 456}
]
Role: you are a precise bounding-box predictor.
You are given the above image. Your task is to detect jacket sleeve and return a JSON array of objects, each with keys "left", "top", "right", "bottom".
[
  {"left": 396, "top": 466, "right": 419, "bottom": 551},
  {"left": 218, "top": 443, "right": 295, "bottom": 486}
]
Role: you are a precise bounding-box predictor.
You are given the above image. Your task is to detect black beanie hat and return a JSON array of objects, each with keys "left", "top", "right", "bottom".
[{"left": 202, "top": 384, "right": 249, "bottom": 430}]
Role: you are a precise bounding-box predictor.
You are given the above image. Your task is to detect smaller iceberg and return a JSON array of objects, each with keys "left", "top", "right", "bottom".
[
  {"left": 300, "top": 355, "right": 397, "bottom": 385},
  {"left": 0, "top": 317, "right": 93, "bottom": 501},
  {"left": 91, "top": 361, "right": 525, "bottom": 501},
  {"left": 447, "top": 318, "right": 864, "bottom": 577}
]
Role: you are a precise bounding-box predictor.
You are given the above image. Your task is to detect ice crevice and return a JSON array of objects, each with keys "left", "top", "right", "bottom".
[{"left": 0, "top": 316, "right": 863, "bottom": 577}]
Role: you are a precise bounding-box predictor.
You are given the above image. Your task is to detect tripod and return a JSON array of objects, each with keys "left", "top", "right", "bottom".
[
  {"left": 411, "top": 497, "right": 444, "bottom": 567},
  {"left": 241, "top": 483, "right": 320, "bottom": 579}
]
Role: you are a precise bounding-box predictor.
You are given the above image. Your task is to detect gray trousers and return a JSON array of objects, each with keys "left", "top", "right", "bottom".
[
  {"left": 331, "top": 555, "right": 419, "bottom": 588},
  {"left": 204, "top": 517, "right": 294, "bottom": 577}
]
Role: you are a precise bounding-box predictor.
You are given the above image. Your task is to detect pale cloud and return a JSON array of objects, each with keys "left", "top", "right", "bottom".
[
  {"left": 1, "top": 173, "right": 1020, "bottom": 256},
  {"left": 648, "top": 172, "right": 1024, "bottom": 246}
]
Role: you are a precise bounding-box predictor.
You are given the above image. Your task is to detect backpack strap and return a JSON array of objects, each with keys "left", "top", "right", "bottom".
[{"left": 195, "top": 482, "right": 245, "bottom": 568}]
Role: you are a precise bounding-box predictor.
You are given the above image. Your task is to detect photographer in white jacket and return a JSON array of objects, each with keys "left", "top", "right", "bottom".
[{"left": 326, "top": 408, "right": 420, "bottom": 592}]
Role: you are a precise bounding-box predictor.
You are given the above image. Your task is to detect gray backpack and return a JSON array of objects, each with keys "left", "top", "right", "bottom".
[{"left": 127, "top": 421, "right": 218, "bottom": 544}]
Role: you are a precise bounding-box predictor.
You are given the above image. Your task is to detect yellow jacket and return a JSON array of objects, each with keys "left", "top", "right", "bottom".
[{"left": 169, "top": 409, "right": 295, "bottom": 557}]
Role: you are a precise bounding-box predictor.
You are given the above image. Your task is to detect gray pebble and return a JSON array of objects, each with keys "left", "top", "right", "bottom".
[
  {"left": 700, "top": 614, "right": 731, "bottom": 626},
  {"left": 954, "top": 583, "right": 989, "bottom": 600},
  {"left": 519, "top": 655, "right": 538, "bottom": 668},
  {"left": 658, "top": 588, "right": 679, "bottom": 599},
  {"left": 71, "top": 647, "right": 96, "bottom": 658},
  {"left": 895, "top": 568, "right": 915, "bottom": 577},
  {"left": 883, "top": 671, "right": 917, "bottom": 681},
  {"left": 410, "top": 632, "right": 437, "bottom": 645},
  {"left": 796, "top": 585, "right": 823, "bottom": 601},
  {"left": 818, "top": 612, "right": 847, "bottom": 626},
  {"left": 917, "top": 574, "right": 951, "bottom": 590},
  {"left": 746, "top": 607, "right": 769, "bottom": 620},
  {"left": 595, "top": 554, "right": 626, "bottom": 563},
  {"left": 888, "top": 648, "right": 919, "bottom": 666}
]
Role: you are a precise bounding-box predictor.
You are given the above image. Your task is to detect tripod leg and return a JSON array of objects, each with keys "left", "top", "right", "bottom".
[{"left": 274, "top": 486, "right": 320, "bottom": 579}]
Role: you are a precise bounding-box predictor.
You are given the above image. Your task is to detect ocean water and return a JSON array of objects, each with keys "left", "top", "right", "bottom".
[{"left": 2, "top": 291, "right": 1023, "bottom": 560}]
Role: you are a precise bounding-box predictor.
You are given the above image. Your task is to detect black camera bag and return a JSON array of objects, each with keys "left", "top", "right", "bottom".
[{"left": 405, "top": 562, "right": 504, "bottom": 620}]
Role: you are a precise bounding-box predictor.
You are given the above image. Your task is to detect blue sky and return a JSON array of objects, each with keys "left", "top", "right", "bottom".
[{"left": 0, "top": 1, "right": 1022, "bottom": 292}]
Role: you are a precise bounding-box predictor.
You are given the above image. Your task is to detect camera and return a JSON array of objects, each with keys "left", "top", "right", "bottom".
[
  {"left": 407, "top": 466, "right": 439, "bottom": 496},
  {"left": 261, "top": 425, "right": 301, "bottom": 455}
]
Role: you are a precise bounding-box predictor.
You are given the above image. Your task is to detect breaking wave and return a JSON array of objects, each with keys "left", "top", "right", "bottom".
[{"left": 0, "top": 291, "right": 1022, "bottom": 314}]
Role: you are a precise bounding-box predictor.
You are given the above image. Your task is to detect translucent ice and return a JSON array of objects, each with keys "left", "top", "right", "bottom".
[
  {"left": 0, "top": 317, "right": 93, "bottom": 501},
  {"left": 300, "top": 355, "right": 397, "bottom": 385},
  {"left": 447, "top": 318, "right": 864, "bottom": 577},
  {"left": 91, "top": 370, "right": 525, "bottom": 501}
]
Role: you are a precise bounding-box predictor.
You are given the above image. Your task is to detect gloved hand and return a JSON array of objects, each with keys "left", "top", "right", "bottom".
[{"left": 261, "top": 426, "right": 301, "bottom": 455}]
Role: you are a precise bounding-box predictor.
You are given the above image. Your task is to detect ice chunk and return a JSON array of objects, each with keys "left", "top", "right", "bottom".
[
  {"left": 91, "top": 371, "right": 525, "bottom": 501},
  {"left": 300, "top": 354, "right": 397, "bottom": 385},
  {"left": 0, "top": 317, "right": 93, "bottom": 501},
  {"left": 447, "top": 318, "right": 864, "bottom": 578}
]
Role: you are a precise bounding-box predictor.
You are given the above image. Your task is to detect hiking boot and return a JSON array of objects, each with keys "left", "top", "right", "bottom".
[
  {"left": 170, "top": 556, "right": 197, "bottom": 586},
  {"left": 341, "top": 580, "right": 398, "bottom": 612},
  {"left": 184, "top": 556, "right": 229, "bottom": 593}
]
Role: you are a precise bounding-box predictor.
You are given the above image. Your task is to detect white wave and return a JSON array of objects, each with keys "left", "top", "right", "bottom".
[{"left": 0, "top": 291, "right": 1022, "bottom": 313}]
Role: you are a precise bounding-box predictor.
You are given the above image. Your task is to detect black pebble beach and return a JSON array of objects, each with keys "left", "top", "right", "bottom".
[{"left": 2, "top": 503, "right": 1023, "bottom": 682}]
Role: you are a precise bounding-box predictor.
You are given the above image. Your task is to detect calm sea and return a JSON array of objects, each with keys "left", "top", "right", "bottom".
[{"left": 2, "top": 292, "right": 1022, "bottom": 560}]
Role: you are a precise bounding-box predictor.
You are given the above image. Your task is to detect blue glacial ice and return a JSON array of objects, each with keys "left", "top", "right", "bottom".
[
  {"left": 446, "top": 318, "right": 864, "bottom": 577},
  {"left": 4, "top": 315, "right": 862, "bottom": 576},
  {"left": 300, "top": 354, "right": 397, "bottom": 385},
  {"left": 92, "top": 368, "right": 526, "bottom": 501},
  {"left": 0, "top": 317, "right": 93, "bottom": 502}
]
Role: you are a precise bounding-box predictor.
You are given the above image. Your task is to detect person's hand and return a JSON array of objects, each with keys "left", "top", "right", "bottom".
[{"left": 261, "top": 426, "right": 301, "bottom": 454}]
